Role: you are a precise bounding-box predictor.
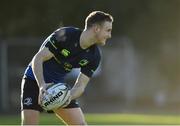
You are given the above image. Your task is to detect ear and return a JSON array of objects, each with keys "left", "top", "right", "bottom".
[{"left": 93, "top": 25, "right": 100, "bottom": 33}]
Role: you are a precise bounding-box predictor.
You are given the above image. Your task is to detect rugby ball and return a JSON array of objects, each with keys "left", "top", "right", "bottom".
[{"left": 41, "top": 83, "right": 70, "bottom": 111}]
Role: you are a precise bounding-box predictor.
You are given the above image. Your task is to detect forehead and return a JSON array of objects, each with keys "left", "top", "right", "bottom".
[{"left": 101, "top": 21, "right": 112, "bottom": 29}]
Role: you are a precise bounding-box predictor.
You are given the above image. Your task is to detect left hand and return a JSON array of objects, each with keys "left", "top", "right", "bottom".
[{"left": 61, "top": 93, "right": 72, "bottom": 108}]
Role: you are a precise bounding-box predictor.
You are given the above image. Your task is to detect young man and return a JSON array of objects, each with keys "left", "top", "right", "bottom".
[{"left": 21, "top": 11, "right": 113, "bottom": 125}]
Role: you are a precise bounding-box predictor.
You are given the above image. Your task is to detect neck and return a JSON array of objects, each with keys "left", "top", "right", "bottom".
[{"left": 80, "top": 29, "right": 96, "bottom": 49}]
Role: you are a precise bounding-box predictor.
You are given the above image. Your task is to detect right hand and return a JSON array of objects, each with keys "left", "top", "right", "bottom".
[{"left": 38, "top": 83, "right": 53, "bottom": 105}]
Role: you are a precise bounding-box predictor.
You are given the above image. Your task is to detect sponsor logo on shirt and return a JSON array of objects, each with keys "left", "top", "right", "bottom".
[{"left": 79, "top": 59, "right": 89, "bottom": 66}]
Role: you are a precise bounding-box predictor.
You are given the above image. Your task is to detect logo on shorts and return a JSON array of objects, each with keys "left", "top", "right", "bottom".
[{"left": 24, "top": 97, "right": 32, "bottom": 106}]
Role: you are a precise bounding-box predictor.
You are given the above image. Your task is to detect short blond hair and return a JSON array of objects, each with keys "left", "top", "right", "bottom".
[{"left": 85, "top": 11, "right": 113, "bottom": 29}]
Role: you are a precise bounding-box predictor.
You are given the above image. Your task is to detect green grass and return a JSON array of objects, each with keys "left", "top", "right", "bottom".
[{"left": 1, "top": 113, "right": 180, "bottom": 125}]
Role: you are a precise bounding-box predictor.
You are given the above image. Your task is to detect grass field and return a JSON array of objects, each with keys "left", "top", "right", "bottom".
[{"left": 0, "top": 113, "right": 180, "bottom": 125}]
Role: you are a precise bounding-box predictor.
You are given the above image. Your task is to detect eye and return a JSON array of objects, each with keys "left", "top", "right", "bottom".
[{"left": 107, "top": 29, "right": 112, "bottom": 32}]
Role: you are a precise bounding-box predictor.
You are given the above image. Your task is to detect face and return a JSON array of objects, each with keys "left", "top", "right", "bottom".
[{"left": 94, "top": 21, "right": 112, "bottom": 46}]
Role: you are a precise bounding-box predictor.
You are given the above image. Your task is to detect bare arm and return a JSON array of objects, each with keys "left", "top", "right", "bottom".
[
  {"left": 31, "top": 47, "right": 54, "bottom": 88},
  {"left": 70, "top": 72, "right": 90, "bottom": 100}
]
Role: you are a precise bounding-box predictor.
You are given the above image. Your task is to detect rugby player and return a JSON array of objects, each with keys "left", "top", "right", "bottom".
[{"left": 21, "top": 11, "right": 113, "bottom": 125}]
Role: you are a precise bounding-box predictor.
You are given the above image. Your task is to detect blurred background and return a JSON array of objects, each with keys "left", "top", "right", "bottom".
[{"left": 0, "top": 0, "right": 180, "bottom": 115}]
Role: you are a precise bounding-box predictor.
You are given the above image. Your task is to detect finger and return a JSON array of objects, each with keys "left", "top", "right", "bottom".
[
  {"left": 38, "top": 95, "right": 42, "bottom": 105},
  {"left": 41, "top": 87, "right": 49, "bottom": 96},
  {"left": 61, "top": 96, "right": 71, "bottom": 108},
  {"left": 43, "top": 90, "right": 49, "bottom": 95}
]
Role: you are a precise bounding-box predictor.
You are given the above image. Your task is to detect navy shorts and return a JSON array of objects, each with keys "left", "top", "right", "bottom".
[{"left": 21, "top": 77, "right": 79, "bottom": 112}]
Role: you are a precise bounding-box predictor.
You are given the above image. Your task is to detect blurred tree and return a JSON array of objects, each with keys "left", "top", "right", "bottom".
[
  {"left": 0, "top": 0, "right": 152, "bottom": 37},
  {"left": 0, "top": 0, "right": 180, "bottom": 48}
]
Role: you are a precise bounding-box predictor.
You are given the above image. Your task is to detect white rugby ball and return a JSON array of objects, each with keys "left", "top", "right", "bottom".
[{"left": 41, "top": 83, "right": 70, "bottom": 111}]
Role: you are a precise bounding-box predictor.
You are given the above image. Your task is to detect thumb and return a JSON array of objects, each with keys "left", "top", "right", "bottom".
[{"left": 45, "top": 83, "right": 54, "bottom": 89}]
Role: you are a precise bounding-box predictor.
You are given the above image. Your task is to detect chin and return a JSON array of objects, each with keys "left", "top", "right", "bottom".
[
  {"left": 101, "top": 41, "right": 106, "bottom": 46},
  {"left": 101, "top": 42, "right": 106, "bottom": 46},
  {"left": 96, "top": 39, "right": 106, "bottom": 46},
  {"left": 98, "top": 42, "right": 105, "bottom": 46}
]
